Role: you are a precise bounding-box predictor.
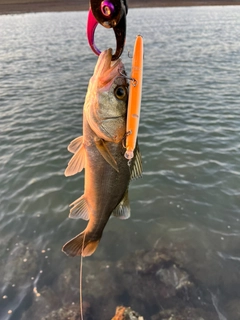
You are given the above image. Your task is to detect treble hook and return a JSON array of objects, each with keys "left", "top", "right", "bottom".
[
  {"left": 87, "top": 0, "right": 128, "bottom": 61},
  {"left": 118, "top": 68, "right": 137, "bottom": 86}
]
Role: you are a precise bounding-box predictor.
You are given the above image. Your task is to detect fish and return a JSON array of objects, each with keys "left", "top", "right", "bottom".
[{"left": 62, "top": 48, "right": 142, "bottom": 257}]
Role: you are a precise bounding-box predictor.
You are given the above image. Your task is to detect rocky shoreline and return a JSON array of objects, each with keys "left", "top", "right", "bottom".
[{"left": 0, "top": 0, "right": 240, "bottom": 15}]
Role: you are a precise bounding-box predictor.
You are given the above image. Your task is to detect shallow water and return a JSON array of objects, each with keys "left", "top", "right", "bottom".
[{"left": 1, "top": 6, "right": 240, "bottom": 320}]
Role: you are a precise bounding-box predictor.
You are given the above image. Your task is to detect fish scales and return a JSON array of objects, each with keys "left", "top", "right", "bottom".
[{"left": 84, "top": 127, "right": 130, "bottom": 232}]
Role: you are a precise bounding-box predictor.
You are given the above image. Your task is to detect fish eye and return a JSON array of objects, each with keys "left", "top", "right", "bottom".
[{"left": 114, "top": 86, "right": 127, "bottom": 100}]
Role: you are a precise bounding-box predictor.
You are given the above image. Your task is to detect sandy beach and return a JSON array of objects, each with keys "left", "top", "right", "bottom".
[{"left": 0, "top": 0, "right": 240, "bottom": 15}]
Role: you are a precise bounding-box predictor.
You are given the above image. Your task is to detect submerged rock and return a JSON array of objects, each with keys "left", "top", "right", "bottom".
[
  {"left": 4, "top": 241, "right": 39, "bottom": 287},
  {"left": 151, "top": 307, "right": 219, "bottom": 320},
  {"left": 18, "top": 245, "right": 222, "bottom": 319},
  {"left": 152, "top": 225, "right": 240, "bottom": 298},
  {"left": 51, "top": 247, "right": 219, "bottom": 319},
  {"left": 116, "top": 249, "right": 207, "bottom": 317},
  {"left": 0, "top": 241, "right": 41, "bottom": 320},
  {"left": 112, "top": 306, "right": 144, "bottom": 320},
  {"left": 21, "top": 286, "right": 61, "bottom": 320},
  {"left": 41, "top": 304, "right": 81, "bottom": 320},
  {"left": 54, "top": 265, "right": 80, "bottom": 305},
  {"left": 40, "top": 301, "right": 92, "bottom": 320},
  {"left": 54, "top": 259, "right": 119, "bottom": 319},
  {"left": 223, "top": 298, "right": 240, "bottom": 320}
]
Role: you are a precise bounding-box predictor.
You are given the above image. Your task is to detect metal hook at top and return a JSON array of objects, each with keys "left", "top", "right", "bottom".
[{"left": 87, "top": 0, "right": 128, "bottom": 61}]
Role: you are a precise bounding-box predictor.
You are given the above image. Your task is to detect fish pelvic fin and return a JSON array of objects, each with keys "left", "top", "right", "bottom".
[
  {"left": 112, "top": 190, "right": 131, "bottom": 220},
  {"left": 69, "top": 195, "right": 89, "bottom": 220},
  {"left": 64, "top": 143, "right": 85, "bottom": 177},
  {"left": 67, "top": 136, "right": 83, "bottom": 154},
  {"left": 62, "top": 232, "right": 100, "bottom": 257},
  {"left": 94, "top": 138, "right": 119, "bottom": 172}
]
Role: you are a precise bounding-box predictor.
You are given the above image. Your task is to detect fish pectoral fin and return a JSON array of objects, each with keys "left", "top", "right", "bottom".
[
  {"left": 69, "top": 195, "right": 89, "bottom": 220},
  {"left": 94, "top": 138, "right": 119, "bottom": 172},
  {"left": 112, "top": 190, "right": 131, "bottom": 220},
  {"left": 67, "top": 136, "right": 83, "bottom": 154},
  {"left": 130, "top": 143, "right": 143, "bottom": 180},
  {"left": 64, "top": 144, "right": 85, "bottom": 177},
  {"left": 62, "top": 232, "right": 100, "bottom": 257}
]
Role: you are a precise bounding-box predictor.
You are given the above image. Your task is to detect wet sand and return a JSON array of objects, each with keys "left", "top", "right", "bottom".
[{"left": 0, "top": 0, "right": 239, "bottom": 15}]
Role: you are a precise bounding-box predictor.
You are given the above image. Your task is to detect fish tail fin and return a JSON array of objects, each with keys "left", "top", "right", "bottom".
[{"left": 62, "top": 231, "right": 100, "bottom": 257}]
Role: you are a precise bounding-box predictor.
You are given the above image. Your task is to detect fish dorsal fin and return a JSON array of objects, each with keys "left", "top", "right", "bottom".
[
  {"left": 130, "top": 144, "right": 143, "bottom": 180},
  {"left": 69, "top": 195, "right": 89, "bottom": 220},
  {"left": 67, "top": 136, "right": 83, "bottom": 154},
  {"left": 94, "top": 138, "right": 119, "bottom": 172},
  {"left": 64, "top": 144, "right": 85, "bottom": 177},
  {"left": 112, "top": 190, "right": 131, "bottom": 220}
]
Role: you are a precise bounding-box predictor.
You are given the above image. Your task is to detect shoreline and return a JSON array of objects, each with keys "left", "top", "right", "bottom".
[{"left": 0, "top": 1, "right": 240, "bottom": 15}]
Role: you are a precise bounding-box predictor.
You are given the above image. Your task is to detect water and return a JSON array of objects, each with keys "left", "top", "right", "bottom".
[{"left": 1, "top": 6, "right": 240, "bottom": 320}]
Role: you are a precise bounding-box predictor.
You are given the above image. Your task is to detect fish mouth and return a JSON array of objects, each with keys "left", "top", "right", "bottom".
[{"left": 94, "top": 49, "right": 123, "bottom": 89}]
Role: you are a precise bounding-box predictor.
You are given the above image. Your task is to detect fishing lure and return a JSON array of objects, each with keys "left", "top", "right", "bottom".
[{"left": 124, "top": 35, "right": 143, "bottom": 160}]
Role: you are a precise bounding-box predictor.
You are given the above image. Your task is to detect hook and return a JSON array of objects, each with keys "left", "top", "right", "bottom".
[
  {"left": 122, "top": 130, "right": 131, "bottom": 149},
  {"left": 118, "top": 68, "right": 137, "bottom": 86},
  {"left": 87, "top": 0, "right": 128, "bottom": 61}
]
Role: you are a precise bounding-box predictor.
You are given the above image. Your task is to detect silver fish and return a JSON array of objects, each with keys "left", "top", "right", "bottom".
[{"left": 62, "top": 49, "right": 142, "bottom": 257}]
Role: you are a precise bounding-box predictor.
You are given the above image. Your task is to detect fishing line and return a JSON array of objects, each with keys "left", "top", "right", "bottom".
[
  {"left": 79, "top": 255, "right": 83, "bottom": 320},
  {"left": 79, "top": 233, "right": 86, "bottom": 320}
]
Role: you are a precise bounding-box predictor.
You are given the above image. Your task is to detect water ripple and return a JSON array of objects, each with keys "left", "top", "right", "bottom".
[{"left": 1, "top": 7, "right": 240, "bottom": 319}]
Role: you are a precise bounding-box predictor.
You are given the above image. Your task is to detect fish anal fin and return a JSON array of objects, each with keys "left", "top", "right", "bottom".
[
  {"left": 94, "top": 138, "right": 119, "bottom": 172},
  {"left": 64, "top": 144, "right": 85, "bottom": 177},
  {"left": 62, "top": 232, "right": 100, "bottom": 257},
  {"left": 130, "top": 143, "right": 143, "bottom": 180},
  {"left": 69, "top": 195, "right": 89, "bottom": 220},
  {"left": 68, "top": 136, "right": 83, "bottom": 154},
  {"left": 112, "top": 190, "right": 131, "bottom": 220}
]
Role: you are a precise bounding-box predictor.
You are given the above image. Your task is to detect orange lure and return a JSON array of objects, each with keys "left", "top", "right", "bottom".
[{"left": 124, "top": 35, "right": 144, "bottom": 160}]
